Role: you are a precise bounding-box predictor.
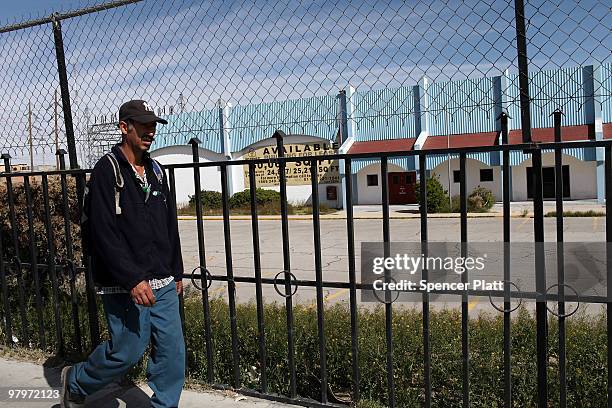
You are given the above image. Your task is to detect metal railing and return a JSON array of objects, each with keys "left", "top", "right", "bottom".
[{"left": 0, "top": 129, "right": 611, "bottom": 406}]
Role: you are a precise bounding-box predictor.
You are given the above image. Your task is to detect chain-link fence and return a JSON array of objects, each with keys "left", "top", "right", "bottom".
[{"left": 0, "top": 0, "right": 610, "bottom": 168}]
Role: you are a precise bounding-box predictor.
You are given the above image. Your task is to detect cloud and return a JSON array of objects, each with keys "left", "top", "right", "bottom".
[{"left": 0, "top": 0, "right": 608, "bottom": 165}]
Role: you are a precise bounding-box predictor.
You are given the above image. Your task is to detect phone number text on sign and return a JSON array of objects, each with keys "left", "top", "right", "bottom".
[{"left": 243, "top": 142, "right": 340, "bottom": 186}]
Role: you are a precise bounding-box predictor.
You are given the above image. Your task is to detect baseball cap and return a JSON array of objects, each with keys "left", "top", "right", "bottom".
[{"left": 118, "top": 100, "right": 168, "bottom": 125}]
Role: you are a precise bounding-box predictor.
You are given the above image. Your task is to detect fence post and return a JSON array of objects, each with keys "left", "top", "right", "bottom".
[
  {"left": 531, "top": 146, "right": 548, "bottom": 408},
  {"left": 551, "top": 108, "right": 567, "bottom": 408},
  {"left": 57, "top": 148, "right": 84, "bottom": 354},
  {"left": 3, "top": 153, "right": 31, "bottom": 348},
  {"left": 57, "top": 149, "right": 66, "bottom": 171},
  {"left": 188, "top": 137, "right": 215, "bottom": 383},
  {"left": 1, "top": 153, "right": 10, "bottom": 173},
  {"left": 0, "top": 154, "right": 13, "bottom": 346},
  {"left": 497, "top": 110, "right": 513, "bottom": 407},
  {"left": 274, "top": 129, "right": 297, "bottom": 398},
  {"left": 513, "top": 0, "right": 532, "bottom": 143},
  {"left": 498, "top": 111, "right": 511, "bottom": 201},
  {"left": 50, "top": 13, "right": 78, "bottom": 170}
]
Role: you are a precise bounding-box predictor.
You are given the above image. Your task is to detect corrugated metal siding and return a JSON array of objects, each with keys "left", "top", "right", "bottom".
[
  {"left": 509, "top": 147, "right": 591, "bottom": 165},
  {"left": 229, "top": 95, "right": 338, "bottom": 152},
  {"left": 151, "top": 110, "right": 222, "bottom": 153},
  {"left": 150, "top": 64, "right": 609, "bottom": 158},
  {"left": 507, "top": 67, "right": 586, "bottom": 129},
  {"left": 353, "top": 86, "right": 417, "bottom": 141},
  {"left": 505, "top": 74, "right": 522, "bottom": 128},
  {"left": 428, "top": 77, "right": 498, "bottom": 136},
  {"left": 602, "top": 63, "right": 612, "bottom": 123}
]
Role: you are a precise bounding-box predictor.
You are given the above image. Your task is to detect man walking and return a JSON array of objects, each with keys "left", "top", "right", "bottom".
[{"left": 61, "top": 100, "right": 185, "bottom": 408}]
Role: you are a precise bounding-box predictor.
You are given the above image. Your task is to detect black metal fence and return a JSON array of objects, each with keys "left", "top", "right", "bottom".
[
  {"left": 0, "top": 0, "right": 611, "bottom": 406},
  {"left": 0, "top": 130, "right": 611, "bottom": 407},
  {"left": 0, "top": 0, "right": 610, "bottom": 168}
]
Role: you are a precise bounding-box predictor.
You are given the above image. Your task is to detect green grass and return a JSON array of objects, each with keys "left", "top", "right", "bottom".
[
  {"left": 0, "top": 283, "right": 608, "bottom": 407},
  {"left": 545, "top": 210, "right": 605, "bottom": 217}
]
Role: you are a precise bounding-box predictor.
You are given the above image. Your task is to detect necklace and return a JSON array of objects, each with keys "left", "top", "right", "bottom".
[{"left": 130, "top": 162, "right": 150, "bottom": 193}]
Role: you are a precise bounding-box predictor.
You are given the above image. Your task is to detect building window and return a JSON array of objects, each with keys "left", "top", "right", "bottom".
[
  {"left": 453, "top": 170, "right": 461, "bottom": 183},
  {"left": 480, "top": 169, "right": 494, "bottom": 182},
  {"left": 367, "top": 174, "right": 378, "bottom": 186}
]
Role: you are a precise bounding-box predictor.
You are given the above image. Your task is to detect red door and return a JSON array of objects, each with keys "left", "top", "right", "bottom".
[{"left": 388, "top": 171, "right": 417, "bottom": 204}]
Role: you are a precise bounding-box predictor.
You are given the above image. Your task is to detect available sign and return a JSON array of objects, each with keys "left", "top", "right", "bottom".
[{"left": 243, "top": 142, "right": 340, "bottom": 186}]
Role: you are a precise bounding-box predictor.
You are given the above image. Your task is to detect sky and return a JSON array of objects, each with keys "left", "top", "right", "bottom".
[
  {"left": 2, "top": 0, "right": 96, "bottom": 24},
  {"left": 0, "top": 0, "right": 609, "bottom": 167}
]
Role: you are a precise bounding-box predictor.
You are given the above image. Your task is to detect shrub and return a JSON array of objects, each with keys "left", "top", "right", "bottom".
[
  {"left": 229, "top": 188, "right": 281, "bottom": 209},
  {"left": 0, "top": 176, "right": 81, "bottom": 265},
  {"left": 467, "top": 186, "right": 494, "bottom": 212},
  {"left": 448, "top": 186, "right": 495, "bottom": 213},
  {"left": 188, "top": 190, "right": 223, "bottom": 209},
  {"left": 416, "top": 175, "right": 450, "bottom": 213}
]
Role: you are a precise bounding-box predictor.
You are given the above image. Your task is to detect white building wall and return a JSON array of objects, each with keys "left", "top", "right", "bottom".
[
  {"left": 151, "top": 146, "right": 226, "bottom": 208},
  {"left": 152, "top": 144, "right": 597, "bottom": 208},
  {"left": 431, "top": 158, "right": 502, "bottom": 201},
  {"left": 356, "top": 162, "right": 407, "bottom": 204},
  {"left": 511, "top": 153, "right": 597, "bottom": 201}
]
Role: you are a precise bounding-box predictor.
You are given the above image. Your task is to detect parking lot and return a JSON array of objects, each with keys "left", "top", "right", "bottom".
[{"left": 178, "top": 214, "right": 608, "bottom": 313}]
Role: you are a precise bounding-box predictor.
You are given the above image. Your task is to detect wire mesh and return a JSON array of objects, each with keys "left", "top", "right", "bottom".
[{"left": 0, "top": 0, "right": 609, "bottom": 168}]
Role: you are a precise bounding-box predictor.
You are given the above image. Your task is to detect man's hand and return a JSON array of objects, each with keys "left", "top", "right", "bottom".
[
  {"left": 130, "top": 281, "right": 156, "bottom": 307},
  {"left": 176, "top": 280, "right": 183, "bottom": 295}
]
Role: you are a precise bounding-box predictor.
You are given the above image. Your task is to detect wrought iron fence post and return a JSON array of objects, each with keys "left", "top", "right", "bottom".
[
  {"left": 57, "top": 148, "right": 83, "bottom": 354},
  {"left": 498, "top": 111, "right": 512, "bottom": 407},
  {"left": 57, "top": 149, "right": 66, "bottom": 171},
  {"left": 531, "top": 147, "right": 548, "bottom": 408},
  {"left": 2, "top": 154, "right": 11, "bottom": 176},
  {"left": 0, "top": 154, "right": 13, "bottom": 346},
  {"left": 274, "top": 129, "right": 298, "bottom": 398},
  {"left": 552, "top": 108, "right": 567, "bottom": 407},
  {"left": 188, "top": 137, "right": 215, "bottom": 383},
  {"left": 78, "top": 163, "right": 101, "bottom": 350},
  {"left": 3, "top": 153, "right": 31, "bottom": 348}
]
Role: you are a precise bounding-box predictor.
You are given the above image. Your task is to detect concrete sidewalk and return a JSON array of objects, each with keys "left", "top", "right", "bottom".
[{"left": 0, "top": 357, "right": 291, "bottom": 407}]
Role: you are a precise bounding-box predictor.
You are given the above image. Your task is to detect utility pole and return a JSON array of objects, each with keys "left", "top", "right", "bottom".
[
  {"left": 178, "top": 93, "right": 185, "bottom": 113},
  {"left": 55, "top": 89, "right": 60, "bottom": 169},
  {"left": 28, "top": 100, "right": 34, "bottom": 172}
]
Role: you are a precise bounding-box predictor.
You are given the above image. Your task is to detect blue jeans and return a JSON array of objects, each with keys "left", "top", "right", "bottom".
[{"left": 69, "top": 282, "right": 185, "bottom": 408}]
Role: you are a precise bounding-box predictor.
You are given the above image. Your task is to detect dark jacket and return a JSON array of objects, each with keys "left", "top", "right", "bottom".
[{"left": 88, "top": 144, "right": 183, "bottom": 290}]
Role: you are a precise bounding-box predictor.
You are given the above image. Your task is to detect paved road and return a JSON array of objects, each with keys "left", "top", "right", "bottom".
[{"left": 177, "top": 216, "right": 607, "bottom": 312}]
